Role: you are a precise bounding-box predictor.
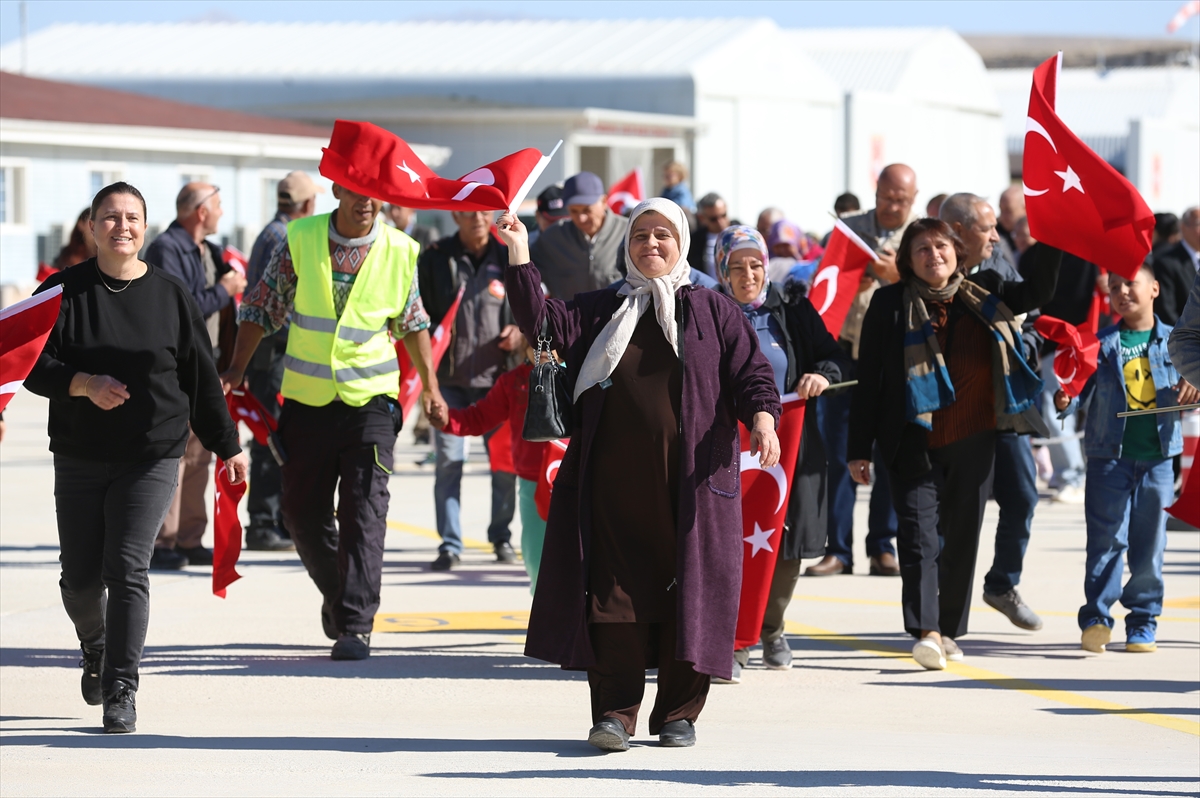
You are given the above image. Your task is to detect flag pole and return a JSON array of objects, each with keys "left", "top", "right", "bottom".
[{"left": 1116, "top": 403, "right": 1200, "bottom": 417}]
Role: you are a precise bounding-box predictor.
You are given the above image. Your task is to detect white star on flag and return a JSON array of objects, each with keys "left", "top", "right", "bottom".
[
  {"left": 404, "top": 372, "right": 421, "bottom": 391},
  {"left": 743, "top": 523, "right": 774, "bottom": 557},
  {"left": 397, "top": 161, "right": 422, "bottom": 184},
  {"left": 1055, "top": 166, "right": 1084, "bottom": 194}
]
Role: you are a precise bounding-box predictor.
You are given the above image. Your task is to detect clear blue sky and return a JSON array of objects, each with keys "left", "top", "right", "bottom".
[{"left": 1, "top": 0, "right": 1198, "bottom": 44}]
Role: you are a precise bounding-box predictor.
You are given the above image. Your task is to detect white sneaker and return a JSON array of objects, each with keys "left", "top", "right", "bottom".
[
  {"left": 912, "top": 639, "right": 946, "bottom": 670},
  {"left": 941, "top": 637, "right": 964, "bottom": 662},
  {"left": 1052, "top": 484, "right": 1085, "bottom": 504}
]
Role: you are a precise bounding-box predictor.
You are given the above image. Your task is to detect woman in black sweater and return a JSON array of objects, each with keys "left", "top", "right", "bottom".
[
  {"left": 847, "top": 218, "right": 1059, "bottom": 671},
  {"left": 26, "top": 182, "right": 247, "bottom": 733}
]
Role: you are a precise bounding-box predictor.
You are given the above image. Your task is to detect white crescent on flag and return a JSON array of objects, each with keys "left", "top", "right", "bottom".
[{"left": 810, "top": 265, "right": 839, "bottom": 315}]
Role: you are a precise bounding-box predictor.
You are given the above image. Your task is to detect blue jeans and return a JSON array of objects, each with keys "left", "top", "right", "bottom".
[
  {"left": 817, "top": 389, "right": 897, "bottom": 567},
  {"left": 983, "top": 432, "right": 1038, "bottom": 595},
  {"left": 1079, "top": 457, "right": 1171, "bottom": 633},
  {"left": 433, "top": 385, "right": 516, "bottom": 555}
]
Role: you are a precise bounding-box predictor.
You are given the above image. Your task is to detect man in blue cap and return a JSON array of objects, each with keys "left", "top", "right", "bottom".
[{"left": 531, "top": 172, "right": 628, "bottom": 300}]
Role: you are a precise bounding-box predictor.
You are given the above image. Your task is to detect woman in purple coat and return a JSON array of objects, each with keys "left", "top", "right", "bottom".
[{"left": 496, "top": 198, "right": 782, "bottom": 752}]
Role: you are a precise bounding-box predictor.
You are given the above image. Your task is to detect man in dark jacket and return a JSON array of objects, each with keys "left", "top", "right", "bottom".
[
  {"left": 418, "top": 210, "right": 523, "bottom": 570},
  {"left": 144, "top": 183, "right": 246, "bottom": 570},
  {"left": 1153, "top": 206, "right": 1200, "bottom": 326}
]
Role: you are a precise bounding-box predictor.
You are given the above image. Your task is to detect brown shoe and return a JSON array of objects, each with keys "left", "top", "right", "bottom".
[
  {"left": 869, "top": 552, "right": 900, "bottom": 576},
  {"left": 804, "top": 555, "right": 849, "bottom": 576}
]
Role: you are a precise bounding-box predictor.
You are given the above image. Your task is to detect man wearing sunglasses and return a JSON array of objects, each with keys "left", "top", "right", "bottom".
[{"left": 145, "top": 182, "right": 248, "bottom": 570}]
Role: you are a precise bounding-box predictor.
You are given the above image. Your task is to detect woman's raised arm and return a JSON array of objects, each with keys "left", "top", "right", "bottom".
[{"left": 497, "top": 212, "right": 583, "bottom": 351}]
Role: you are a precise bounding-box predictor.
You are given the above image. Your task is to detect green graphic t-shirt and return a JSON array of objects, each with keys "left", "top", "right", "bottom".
[{"left": 1119, "top": 328, "right": 1162, "bottom": 460}]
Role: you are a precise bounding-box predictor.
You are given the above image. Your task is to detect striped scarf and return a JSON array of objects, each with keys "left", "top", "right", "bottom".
[{"left": 902, "top": 273, "right": 1028, "bottom": 430}]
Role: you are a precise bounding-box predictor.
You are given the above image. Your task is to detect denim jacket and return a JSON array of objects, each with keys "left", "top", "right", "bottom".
[{"left": 1060, "top": 316, "right": 1183, "bottom": 460}]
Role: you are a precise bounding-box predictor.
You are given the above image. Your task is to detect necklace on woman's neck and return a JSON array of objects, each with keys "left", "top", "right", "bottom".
[{"left": 95, "top": 260, "right": 139, "bottom": 293}]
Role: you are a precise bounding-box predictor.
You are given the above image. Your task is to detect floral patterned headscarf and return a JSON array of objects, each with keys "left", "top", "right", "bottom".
[{"left": 714, "top": 225, "right": 771, "bottom": 310}]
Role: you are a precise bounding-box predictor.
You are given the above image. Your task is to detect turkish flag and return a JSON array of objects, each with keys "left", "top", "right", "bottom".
[
  {"left": 808, "top": 220, "right": 876, "bottom": 339},
  {"left": 534, "top": 438, "right": 570, "bottom": 521},
  {"left": 222, "top": 245, "right": 248, "bottom": 304},
  {"left": 0, "top": 284, "right": 63, "bottom": 413},
  {"left": 320, "top": 120, "right": 559, "bottom": 213},
  {"left": 1033, "top": 314, "right": 1100, "bottom": 397},
  {"left": 395, "top": 285, "right": 465, "bottom": 418},
  {"left": 1023, "top": 53, "right": 1154, "bottom": 280},
  {"left": 607, "top": 168, "right": 644, "bottom": 215},
  {"left": 734, "top": 395, "right": 806, "bottom": 651},
  {"left": 225, "top": 389, "right": 286, "bottom": 466},
  {"left": 212, "top": 459, "right": 247, "bottom": 598},
  {"left": 1166, "top": 418, "right": 1200, "bottom": 528}
]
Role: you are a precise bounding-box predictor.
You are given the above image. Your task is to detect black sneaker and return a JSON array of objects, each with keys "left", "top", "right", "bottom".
[
  {"left": 659, "top": 719, "right": 696, "bottom": 747},
  {"left": 178, "top": 545, "right": 214, "bottom": 566},
  {"left": 587, "top": 718, "right": 630, "bottom": 752},
  {"left": 431, "top": 551, "right": 460, "bottom": 571},
  {"left": 331, "top": 633, "right": 370, "bottom": 660},
  {"left": 149, "top": 547, "right": 187, "bottom": 571},
  {"left": 321, "top": 600, "right": 338, "bottom": 641},
  {"left": 245, "top": 527, "right": 296, "bottom": 552},
  {"left": 102, "top": 683, "right": 136, "bottom": 734},
  {"left": 79, "top": 645, "right": 103, "bottom": 706},
  {"left": 494, "top": 541, "right": 517, "bottom": 564}
]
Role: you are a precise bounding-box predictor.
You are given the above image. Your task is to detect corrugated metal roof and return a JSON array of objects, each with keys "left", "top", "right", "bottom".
[
  {"left": 989, "top": 66, "right": 1200, "bottom": 138},
  {"left": 0, "top": 20, "right": 760, "bottom": 79}
]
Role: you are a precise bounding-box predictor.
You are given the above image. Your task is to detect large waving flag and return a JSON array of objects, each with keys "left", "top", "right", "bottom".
[
  {"left": 809, "top": 220, "right": 876, "bottom": 339},
  {"left": 0, "top": 284, "right": 63, "bottom": 413},
  {"left": 1023, "top": 53, "right": 1154, "bottom": 279},
  {"left": 734, "top": 395, "right": 806, "bottom": 651},
  {"left": 320, "top": 120, "right": 559, "bottom": 213},
  {"left": 395, "top": 285, "right": 466, "bottom": 419}
]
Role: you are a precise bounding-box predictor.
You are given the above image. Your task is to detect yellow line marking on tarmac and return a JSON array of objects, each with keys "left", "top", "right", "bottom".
[
  {"left": 386, "top": 519, "right": 493, "bottom": 552},
  {"left": 793, "top": 594, "right": 1199, "bottom": 623},
  {"left": 374, "top": 611, "right": 529, "bottom": 633},
  {"left": 1164, "top": 596, "right": 1200, "bottom": 610},
  {"left": 785, "top": 621, "right": 1200, "bottom": 737}
]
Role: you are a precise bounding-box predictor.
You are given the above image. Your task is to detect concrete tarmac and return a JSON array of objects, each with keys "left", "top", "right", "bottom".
[{"left": 1, "top": 391, "right": 1198, "bottom": 797}]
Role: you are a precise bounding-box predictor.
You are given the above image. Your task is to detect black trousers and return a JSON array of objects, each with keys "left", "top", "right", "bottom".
[
  {"left": 53, "top": 454, "right": 179, "bottom": 694},
  {"left": 245, "top": 331, "right": 287, "bottom": 536},
  {"left": 888, "top": 431, "right": 996, "bottom": 639},
  {"left": 279, "top": 397, "right": 396, "bottom": 635},
  {"left": 588, "top": 621, "right": 710, "bottom": 736}
]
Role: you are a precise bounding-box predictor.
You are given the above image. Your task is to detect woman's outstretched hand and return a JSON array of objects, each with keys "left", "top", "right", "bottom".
[
  {"left": 749, "top": 411, "right": 780, "bottom": 468},
  {"left": 495, "top": 212, "right": 530, "bottom": 265}
]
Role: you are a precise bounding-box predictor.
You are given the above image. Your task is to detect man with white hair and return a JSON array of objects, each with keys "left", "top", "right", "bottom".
[{"left": 941, "top": 192, "right": 1045, "bottom": 633}]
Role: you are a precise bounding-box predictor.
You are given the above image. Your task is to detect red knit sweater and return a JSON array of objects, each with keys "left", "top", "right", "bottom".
[{"left": 442, "top": 362, "right": 546, "bottom": 481}]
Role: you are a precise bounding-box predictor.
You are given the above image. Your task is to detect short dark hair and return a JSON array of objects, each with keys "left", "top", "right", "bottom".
[
  {"left": 895, "top": 218, "right": 969, "bottom": 281},
  {"left": 1153, "top": 212, "right": 1179, "bottom": 240},
  {"left": 834, "top": 192, "right": 860, "bottom": 215},
  {"left": 90, "top": 181, "right": 147, "bottom": 221}
]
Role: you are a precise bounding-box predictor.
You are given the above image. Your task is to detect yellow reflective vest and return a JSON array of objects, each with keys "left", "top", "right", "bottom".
[{"left": 281, "top": 214, "right": 418, "bottom": 407}]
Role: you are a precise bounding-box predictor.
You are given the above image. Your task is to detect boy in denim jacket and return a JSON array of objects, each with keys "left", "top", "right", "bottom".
[{"left": 1055, "top": 262, "right": 1200, "bottom": 654}]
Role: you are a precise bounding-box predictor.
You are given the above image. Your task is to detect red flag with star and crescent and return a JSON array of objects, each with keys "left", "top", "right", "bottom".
[
  {"left": 534, "top": 438, "right": 570, "bottom": 521},
  {"left": 395, "top": 285, "right": 465, "bottom": 420},
  {"left": 1023, "top": 53, "right": 1154, "bottom": 280},
  {"left": 1033, "top": 314, "right": 1100, "bottom": 397},
  {"left": 606, "top": 168, "right": 645, "bottom": 215},
  {"left": 809, "top": 220, "right": 877, "bottom": 339},
  {"left": 320, "top": 120, "right": 559, "bottom": 213},
  {"left": 212, "top": 459, "right": 247, "bottom": 598},
  {"left": 734, "top": 395, "right": 806, "bottom": 651}
]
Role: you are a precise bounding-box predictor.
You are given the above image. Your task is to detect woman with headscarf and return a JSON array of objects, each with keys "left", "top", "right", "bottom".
[
  {"left": 766, "top": 219, "right": 824, "bottom": 288},
  {"left": 848, "top": 218, "right": 1060, "bottom": 670},
  {"left": 711, "top": 225, "right": 849, "bottom": 682},
  {"left": 495, "top": 199, "right": 781, "bottom": 752}
]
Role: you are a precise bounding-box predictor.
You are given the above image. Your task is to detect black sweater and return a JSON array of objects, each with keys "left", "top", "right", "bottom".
[
  {"left": 25, "top": 260, "right": 240, "bottom": 463},
  {"left": 848, "top": 245, "right": 1062, "bottom": 476}
]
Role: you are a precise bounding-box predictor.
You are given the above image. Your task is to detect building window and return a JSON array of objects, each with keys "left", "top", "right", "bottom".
[
  {"left": 88, "top": 167, "right": 124, "bottom": 198},
  {"left": 0, "top": 165, "right": 27, "bottom": 225}
]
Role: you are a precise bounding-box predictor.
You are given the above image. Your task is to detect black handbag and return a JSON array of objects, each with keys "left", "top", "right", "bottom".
[{"left": 522, "top": 319, "right": 572, "bottom": 442}]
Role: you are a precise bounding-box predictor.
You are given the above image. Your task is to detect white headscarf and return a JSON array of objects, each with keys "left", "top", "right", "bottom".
[{"left": 573, "top": 197, "right": 692, "bottom": 401}]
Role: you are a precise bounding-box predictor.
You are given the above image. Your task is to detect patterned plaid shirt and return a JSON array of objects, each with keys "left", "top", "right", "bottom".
[{"left": 239, "top": 217, "right": 430, "bottom": 338}]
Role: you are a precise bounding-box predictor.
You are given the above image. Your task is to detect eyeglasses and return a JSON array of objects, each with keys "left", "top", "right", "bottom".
[{"left": 191, "top": 186, "right": 220, "bottom": 212}]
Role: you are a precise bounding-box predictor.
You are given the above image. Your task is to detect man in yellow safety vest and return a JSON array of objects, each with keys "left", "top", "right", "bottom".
[{"left": 222, "top": 184, "right": 445, "bottom": 660}]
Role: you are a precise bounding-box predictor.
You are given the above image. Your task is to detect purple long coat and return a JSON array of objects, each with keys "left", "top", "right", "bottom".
[{"left": 506, "top": 262, "right": 781, "bottom": 680}]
